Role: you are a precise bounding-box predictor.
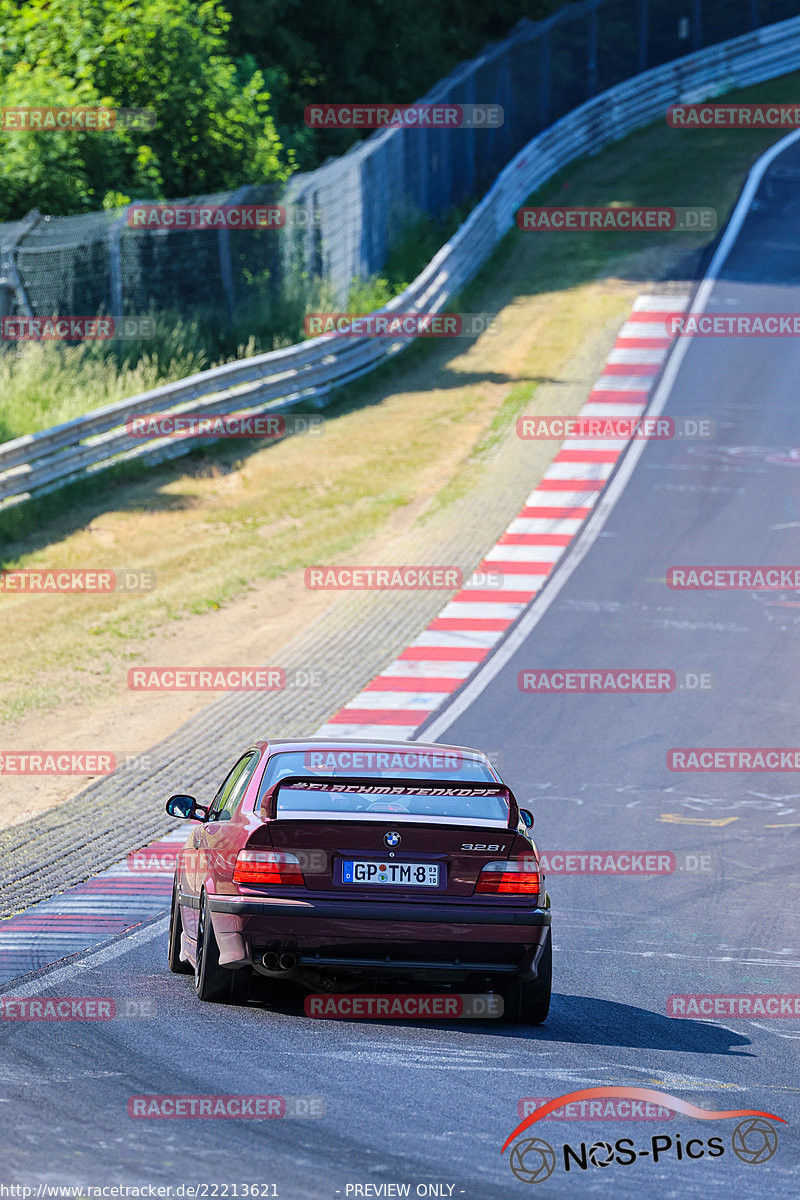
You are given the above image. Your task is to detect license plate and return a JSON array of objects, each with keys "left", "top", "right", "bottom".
[{"left": 341, "top": 860, "right": 439, "bottom": 887}]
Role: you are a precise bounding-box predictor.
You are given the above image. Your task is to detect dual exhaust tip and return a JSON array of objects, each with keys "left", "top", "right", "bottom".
[{"left": 260, "top": 950, "right": 297, "bottom": 973}]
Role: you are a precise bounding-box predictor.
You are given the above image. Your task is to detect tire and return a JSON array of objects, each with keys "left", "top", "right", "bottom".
[
  {"left": 500, "top": 930, "right": 552, "bottom": 1025},
  {"left": 194, "top": 890, "right": 251, "bottom": 1004},
  {"left": 168, "top": 877, "right": 193, "bottom": 974}
]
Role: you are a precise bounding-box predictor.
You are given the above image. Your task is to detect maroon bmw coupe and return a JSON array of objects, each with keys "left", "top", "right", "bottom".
[{"left": 166, "top": 738, "right": 552, "bottom": 1022}]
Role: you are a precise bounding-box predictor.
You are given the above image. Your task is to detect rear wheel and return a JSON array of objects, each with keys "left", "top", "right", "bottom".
[
  {"left": 195, "top": 890, "right": 250, "bottom": 1004},
  {"left": 168, "top": 876, "right": 192, "bottom": 974},
  {"left": 500, "top": 930, "right": 552, "bottom": 1025}
]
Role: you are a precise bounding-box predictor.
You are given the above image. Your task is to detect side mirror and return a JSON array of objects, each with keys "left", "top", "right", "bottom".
[
  {"left": 519, "top": 808, "right": 534, "bottom": 829},
  {"left": 166, "top": 794, "right": 208, "bottom": 821}
]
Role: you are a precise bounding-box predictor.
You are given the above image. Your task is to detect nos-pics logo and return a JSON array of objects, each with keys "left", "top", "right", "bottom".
[{"left": 502, "top": 1088, "right": 783, "bottom": 1184}]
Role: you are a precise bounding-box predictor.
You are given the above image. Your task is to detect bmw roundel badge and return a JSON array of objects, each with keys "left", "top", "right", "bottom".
[{"left": 384, "top": 831, "right": 401, "bottom": 847}]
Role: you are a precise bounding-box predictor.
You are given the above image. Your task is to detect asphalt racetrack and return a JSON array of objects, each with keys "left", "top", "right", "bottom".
[{"left": 2, "top": 135, "right": 800, "bottom": 1198}]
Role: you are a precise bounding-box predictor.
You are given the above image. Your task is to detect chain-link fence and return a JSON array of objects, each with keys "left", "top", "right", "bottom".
[{"left": 0, "top": 0, "right": 795, "bottom": 323}]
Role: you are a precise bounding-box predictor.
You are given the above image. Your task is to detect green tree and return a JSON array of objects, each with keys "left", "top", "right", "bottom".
[
  {"left": 0, "top": 0, "right": 290, "bottom": 218},
  {"left": 224, "top": 0, "right": 575, "bottom": 166}
]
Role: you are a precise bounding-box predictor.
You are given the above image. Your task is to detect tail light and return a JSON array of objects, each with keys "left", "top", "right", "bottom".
[
  {"left": 475, "top": 859, "right": 540, "bottom": 896},
  {"left": 233, "top": 850, "right": 304, "bottom": 886}
]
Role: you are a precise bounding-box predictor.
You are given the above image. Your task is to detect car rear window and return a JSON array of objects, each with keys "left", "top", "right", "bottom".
[
  {"left": 257, "top": 749, "right": 505, "bottom": 824},
  {"left": 274, "top": 781, "right": 510, "bottom": 825},
  {"left": 259, "top": 748, "right": 495, "bottom": 789}
]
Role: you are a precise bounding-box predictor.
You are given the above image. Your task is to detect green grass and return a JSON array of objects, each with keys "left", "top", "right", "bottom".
[{"left": 0, "top": 207, "right": 470, "bottom": 445}]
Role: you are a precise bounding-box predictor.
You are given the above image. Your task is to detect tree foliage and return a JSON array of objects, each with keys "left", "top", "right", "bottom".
[
  {"left": 0, "top": 0, "right": 289, "bottom": 218},
  {"left": 0, "top": 0, "right": 573, "bottom": 218},
  {"left": 224, "top": 0, "right": 573, "bottom": 166}
]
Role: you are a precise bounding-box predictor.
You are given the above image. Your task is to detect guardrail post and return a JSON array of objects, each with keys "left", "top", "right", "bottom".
[
  {"left": 693, "top": 0, "right": 703, "bottom": 50},
  {"left": 218, "top": 186, "right": 250, "bottom": 322},
  {"left": 539, "top": 30, "right": 551, "bottom": 128},
  {"left": 637, "top": 0, "right": 649, "bottom": 74},
  {"left": 0, "top": 209, "right": 39, "bottom": 318},
  {"left": 108, "top": 207, "right": 130, "bottom": 317},
  {"left": 588, "top": 1, "right": 600, "bottom": 97}
]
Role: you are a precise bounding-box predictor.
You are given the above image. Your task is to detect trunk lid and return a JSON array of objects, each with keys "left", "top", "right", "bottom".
[{"left": 248, "top": 775, "right": 532, "bottom": 899}]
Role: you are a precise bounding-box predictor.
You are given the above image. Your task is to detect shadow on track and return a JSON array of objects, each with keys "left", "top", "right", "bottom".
[{"left": 239, "top": 980, "right": 753, "bottom": 1056}]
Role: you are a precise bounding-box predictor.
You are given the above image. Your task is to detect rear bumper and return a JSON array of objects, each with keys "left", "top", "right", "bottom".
[
  {"left": 186, "top": 891, "right": 550, "bottom": 973},
  {"left": 206, "top": 895, "right": 550, "bottom": 926}
]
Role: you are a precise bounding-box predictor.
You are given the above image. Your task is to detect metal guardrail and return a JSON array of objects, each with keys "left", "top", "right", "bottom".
[{"left": 3, "top": 15, "right": 800, "bottom": 511}]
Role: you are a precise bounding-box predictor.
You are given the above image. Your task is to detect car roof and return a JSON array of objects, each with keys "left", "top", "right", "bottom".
[{"left": 255, "top": 737, "right": 490, "bottom": 759}]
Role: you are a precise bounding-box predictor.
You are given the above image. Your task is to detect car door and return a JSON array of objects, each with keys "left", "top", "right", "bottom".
[
  {"left": 197, "top": 751, "right": 261, "bottom": 894},
  {"left": 178, "top": 814, "right": 207, "bottom": 941}
]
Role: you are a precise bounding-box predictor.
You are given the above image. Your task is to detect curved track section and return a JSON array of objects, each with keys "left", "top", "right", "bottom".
[{"left": 0, "top": 292, "right": 686, "bottom": 984}]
